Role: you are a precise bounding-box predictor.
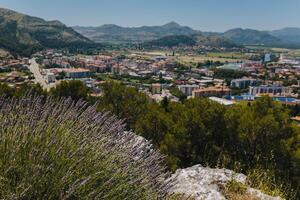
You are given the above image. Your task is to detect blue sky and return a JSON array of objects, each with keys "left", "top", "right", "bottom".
[{"left": 0, "top": 0, "right": 299, "bottom": 31}]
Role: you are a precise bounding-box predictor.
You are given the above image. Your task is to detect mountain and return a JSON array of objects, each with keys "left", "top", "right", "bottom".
[
  {"left": 223, "top": 28, "right": 281, "bottom": 45},
  {"left": 143, "top": 34, "right": 239, "bottom": 48},
  {"left": 73, "top": 22, "right": 201, "bottom": 44},
  {"left": 0, "top": 8, "right": 94, "bottom": 56},
  {"left": 270, "top": 27, "right": 300, "bottom": 44}
]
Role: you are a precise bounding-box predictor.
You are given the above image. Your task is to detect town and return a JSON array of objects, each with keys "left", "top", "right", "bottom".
[
  {"left": 2, "top": 47, "right": 300, "bottom": 107},
  {"left": 1, "top": 1, "right": 300, "bottom": 200}
]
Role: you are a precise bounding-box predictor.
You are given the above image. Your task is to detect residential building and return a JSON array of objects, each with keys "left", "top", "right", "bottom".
[
  {"left": 192, "top": 87, "right": 231, "bottom": 98},
  {"left": 231, "top": 78, "right": 261, "bottom": 89},
  {"left": 249, "top": 85, "right": 293, "bottom": 97},
  {"left": 151, "top": 83, "right": 162, "bottom": 94},
  {"left": 63, "top": 68, "right": 91, "bottom": 79},
  {"left": 178, "top": 85, "right": 199, "bottom": 96}
]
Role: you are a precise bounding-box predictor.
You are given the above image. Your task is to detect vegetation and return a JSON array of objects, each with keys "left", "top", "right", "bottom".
[
  {"left": 0, "top": 8, "right": 97, "bottom": 56},
  {"left": 143, "top": 35, "right": 197, "bottom": 48},
  {"left": 95, "top": 82, "right": 299, "bottom": 199},
  {"left": 223, "top": 28, "right": 281, "bottom": 46},
  {"left": 213, "top": 68, "right": 250, "bottom": 85},
  {"left": 74, "top": 22, "right": 200, "bottom": 44},
  {"left": 50, "top": 80, "right": 89, "bottom": 101},
  {"left": 143, "top": 34, "right": 239, "bottom": 49},
  {"left": 0, "top": 81, "right": 299, "bottom": 199},
  {"left": 0, "top": 95, "right": 170, "bottom": 199}
]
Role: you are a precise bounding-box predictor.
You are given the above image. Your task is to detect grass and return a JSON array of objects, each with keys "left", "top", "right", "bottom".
[
  {"left": 221, "top": 180, "right": 259, "bottom": 200},
  {"left": 287, "top": 49, "right": 300, "bottom": 58},
  {"left": 0, "top": 95, "right": 170, "bottom": 199}
]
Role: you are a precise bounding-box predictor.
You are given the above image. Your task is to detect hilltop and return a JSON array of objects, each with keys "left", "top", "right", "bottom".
[
  {"left": 223, "top": 28, "right": 281, "bottom": 45},
  {"left": 143, "top": 34, "right": 239, "bottom": 48},
  {"left": 75, "top": 22, "right": 300, "bottom": 48},
  {"left": 73, "top": 22, "right": 201, "bottom": 44},
  {"left": 0, "top": 8, "right": 95, "bottom": 56}
]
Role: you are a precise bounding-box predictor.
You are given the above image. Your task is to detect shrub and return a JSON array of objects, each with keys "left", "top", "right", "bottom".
[{"left": 0, "top": 95, "right": 170, "bottom": 199}]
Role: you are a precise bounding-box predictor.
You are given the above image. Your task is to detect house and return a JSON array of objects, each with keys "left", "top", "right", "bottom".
[
  {"left": 231, "top": 78, "right": 261, "bottom": 89},
  {"left": 178, "top": 85, "right": 199, "bottom": 96},
  {"left": 63, "top": 68, "right": 91, "bottom": 79},
  {"left": 249, "top": 85, "right": 293, "bottom": 97},
  {"left": 45, "top": 72, "right": 56, "bottom": 83},
  {"left": 151, "top": 83, "right": 162, "bottom": 94},
  {"left": 192, "top": 87, "right": 231, "bottom": 98}
]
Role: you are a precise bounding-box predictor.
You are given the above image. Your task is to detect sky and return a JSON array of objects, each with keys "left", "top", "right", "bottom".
[{"left": 0, "top": 0, "right": 299, "bottom": 32}]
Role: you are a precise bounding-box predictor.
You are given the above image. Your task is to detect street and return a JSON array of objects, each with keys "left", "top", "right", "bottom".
[{"left": 28, "top": 58, "right": 55, "bottom": 91}]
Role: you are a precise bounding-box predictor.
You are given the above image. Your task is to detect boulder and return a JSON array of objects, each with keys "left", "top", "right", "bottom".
[{"left": 167, "top": 165, "right": 283, "bottom": 200}]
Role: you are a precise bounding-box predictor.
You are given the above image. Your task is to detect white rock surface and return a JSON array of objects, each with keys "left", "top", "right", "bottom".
[{"left": 167, "top": 165, "right": 283, "bottom": 200}]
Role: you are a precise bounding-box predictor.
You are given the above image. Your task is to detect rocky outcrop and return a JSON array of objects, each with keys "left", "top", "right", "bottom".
[{"left": 167, "top": 165, "right": 283, "bottom": 200}]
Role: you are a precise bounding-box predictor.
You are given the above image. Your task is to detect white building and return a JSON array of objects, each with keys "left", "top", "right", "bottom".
[
  {"left": 46, "top": 72, "right": 56, "bottom": 83},
  {"left": 178, "top": 85, "right": 199, "bottom": 96},
  {"left": 231, "top": 78, "right": 261, "bottom": 89},
  {"left": 249, "top": 85, "right": 293, "bottom": 97}
]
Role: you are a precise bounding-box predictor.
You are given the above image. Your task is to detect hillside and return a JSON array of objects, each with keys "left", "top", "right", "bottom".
[
  {"left": 0, "top": 8, "right": 95, "bottom": 56},
  {"left": 143, "top": 34, "right": 239, "bottom": 48},
  {"left": 270, "top": 27, "right": 300, "bottom": 44},
  {"left": 73, "top": 21, "right": 300, "bottom": 48},
  {"left": 73, "top": 22, "right": 201, "bottom": 44},
  {"left": 223, "top": 28, "right": 281, "bottom": 45}
]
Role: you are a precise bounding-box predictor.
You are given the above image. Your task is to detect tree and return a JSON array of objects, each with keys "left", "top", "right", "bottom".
[
  {"left": 97, "top": 82, "right": 149, "bottom": 128},
  {"left": 50, "top": 80, "right": 89, "bottom": 101}
]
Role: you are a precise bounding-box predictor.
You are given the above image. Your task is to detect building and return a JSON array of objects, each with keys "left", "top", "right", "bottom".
[
  {"left": 151, "top": 83, "right": 162, "bottom": 94},
  {"left": 178, "top": 85, "right": 199, "bottom": 96},
  {"left": 249, "top": 85, "right": 293, "bottom": 97},
  {"left": 231, "top": 78, "right": 261, "bottom": 89},
  {"left": 63, "top": 68, "right": 91, "bottom": 79},
  {"left": 192, "top": 87, "right": 231, "bottom": 98},
  {"left": 45, "top": 72, "right": 56, "bottom": 83}
]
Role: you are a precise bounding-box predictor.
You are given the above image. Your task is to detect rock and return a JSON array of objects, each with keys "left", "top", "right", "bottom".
[{"left": 167, "top": 165, "right": 283, "bottom": 200}]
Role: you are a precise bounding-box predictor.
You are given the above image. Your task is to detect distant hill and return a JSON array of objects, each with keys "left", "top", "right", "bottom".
[
  {"left": 73, "top": 22, "right": 201, "bottom": 44},
  {"left": 269, "top": 27, "right": 300, "bottom": 44},
  {"left": 75, "top": 22, "right": 300, "bottom": 48},
  {"left": 223, "top": 28, "right": 281, "bottom": 45},
  {"left": 0, "top": 8, "right": 95, "bottom": 56},
  {"left": 143, "top": 34, "right": 239, "bottom": 48}
]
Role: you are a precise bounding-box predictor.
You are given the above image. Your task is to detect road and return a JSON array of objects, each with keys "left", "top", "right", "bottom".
[{"left": 29, "top": 58, "right": 55, "bottom": 91}]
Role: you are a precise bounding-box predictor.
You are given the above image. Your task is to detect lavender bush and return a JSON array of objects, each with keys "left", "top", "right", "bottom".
[{"left": 0, "top": 96, "right": 171, "bottom": 199}]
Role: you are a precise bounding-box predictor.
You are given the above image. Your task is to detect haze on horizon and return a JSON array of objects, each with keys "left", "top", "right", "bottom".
[{"left": 0, "top": 0, "right": 299, "bottom": 32}]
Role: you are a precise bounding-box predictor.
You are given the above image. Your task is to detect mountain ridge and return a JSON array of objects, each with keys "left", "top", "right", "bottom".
[
  {"left": 143, "top": 34, "right": 240, "bottom": 48},
  {"left": 74, "top": 22, "right": 300, "bottom": 47},
  {"left": 73, "top": 22, "right": 201, "bottom": 44},
  {"left": 0, "top": 7, "right": 95, "bottom": 56}
]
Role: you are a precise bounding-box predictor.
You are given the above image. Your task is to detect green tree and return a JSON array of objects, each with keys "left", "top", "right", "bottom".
[
  {"left": 50, "top": 80, "right": 89, "bottom": 101},
  {"left": 97, "top": 82, "right": 149, "bottom": 128}
]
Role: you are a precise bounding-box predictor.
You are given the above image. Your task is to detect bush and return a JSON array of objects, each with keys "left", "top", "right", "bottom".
[{"left": 0, "top": 96, "right": 170, "bottom": 199}]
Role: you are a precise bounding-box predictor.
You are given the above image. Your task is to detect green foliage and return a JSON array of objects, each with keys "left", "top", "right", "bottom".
[
  {"left": 97, "top": 81, "right": 149, "bottom": 128},
  {"left": 95, "top": 83, "right": 300, "bottom": 198},
  {"left": 213, "top": 68, "right": 249, "bottom": 80},
  {"left": 0, "top": 96, "right": 170, "bottom": 199},
  {"left": 0, "top": 83, "right": 44, "bottom": 97},
  {"left": 246, "top": 168, "right": 297, "bottom": 200},
  {"left": 0, "top": 8, "right": 96, "bottom": 56},
  {"left": 50, "top": 80, "right": 89, "bottom": 101},
  {"left": 144, "top": 35, "right": 197, "bottom": 48},
  {"left": 1, "top": 82, "right": 299, "bottom": 198},
  {"left": 143, "top": 34, "right": 239, "bottom": 49},
  {"left": 169, "top": 86, "right": 187, "bottom": 102},
  {"left": 224, "top": 180, "right": 248, "bottom": 196}
]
